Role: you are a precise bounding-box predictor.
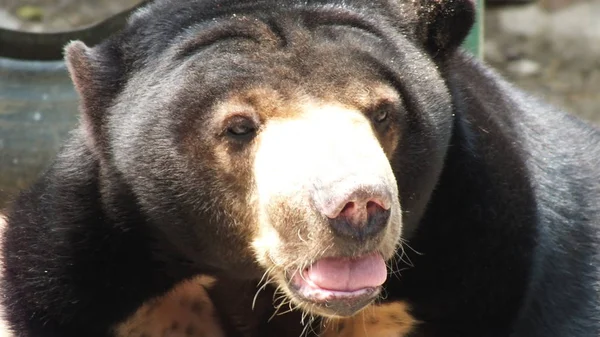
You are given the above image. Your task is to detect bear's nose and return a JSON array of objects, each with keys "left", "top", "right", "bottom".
[{"left": 314, "top": 187, "right": 392, "bottom": 241}]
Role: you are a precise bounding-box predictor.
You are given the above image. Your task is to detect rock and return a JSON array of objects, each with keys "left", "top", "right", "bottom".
[
  {"left": 0, "top": 9, "right": 21, "bottom": 30},
  {"left": 497, "top": 4, "right": 545, "bottom": 37},
  {"left": 497, "top": 1, "right": 600, "bottom": 54},
  {"left": 507, "top": 59, "right": 542, "bottom": 77},
  {"left": 484, "top": 40, "right": 505, "bottom": 63}
]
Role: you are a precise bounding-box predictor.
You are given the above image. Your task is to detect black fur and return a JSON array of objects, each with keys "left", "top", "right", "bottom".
[
  {"left": 2, "top": 0, "right": 600, "bottom": 336},
  {"left": 392, "top": 58, "right": 600, "bottom": 336}
]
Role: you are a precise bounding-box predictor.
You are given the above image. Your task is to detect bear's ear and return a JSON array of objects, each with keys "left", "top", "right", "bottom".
[
  {"left": 416, "top": 0, "right": 476, "bottom": 58},
  {"left": 65, "top": 40, "right": 123, "bottom": 155},
  {"left": 65, "top": 41, "right": 96, "bottom": 110},
  {"left": 65, "top": 41, "right": 104, "bottom": 154}
]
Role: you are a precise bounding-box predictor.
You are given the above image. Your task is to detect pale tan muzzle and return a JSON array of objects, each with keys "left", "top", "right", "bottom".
[{"left": 251, "top": 102, "right": 402, "bottom": 271}]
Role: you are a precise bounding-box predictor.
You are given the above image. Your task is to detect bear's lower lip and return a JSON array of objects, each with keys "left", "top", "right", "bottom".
[
  {"left": 287, "top": 253, "right": 386, "bottom": 316},
  {"left": 288, "top": 273, "right": 381, "bottom": 317}
]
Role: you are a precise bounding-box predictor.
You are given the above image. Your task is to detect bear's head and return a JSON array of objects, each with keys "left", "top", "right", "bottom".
[{"left": 65, "top": 0, "right": 474, "bottom": 318}]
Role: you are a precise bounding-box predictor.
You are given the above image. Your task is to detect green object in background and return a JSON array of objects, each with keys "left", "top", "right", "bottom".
[
  {"left": 15, "top": 5, "right": 44, "bottom": 23},
  {"left": 464, "top": 0, "right": 484, "bottom": 58}
]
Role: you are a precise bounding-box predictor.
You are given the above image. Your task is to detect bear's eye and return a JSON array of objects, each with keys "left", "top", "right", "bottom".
[
  {"left": 374, "top": 108, "right": 389, "bottom": 123},
  {"left": 225, "top": 116, "right": 258, "bottom": 140},
  {"left": 371, "top": 101, "right": 395, "bottom": 125}
]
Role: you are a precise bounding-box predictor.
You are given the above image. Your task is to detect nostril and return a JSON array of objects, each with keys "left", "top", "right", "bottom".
[
  {"left": 312, "top": 184, "right": 393, "bottom": 241},
  {"left": 327, "top": 197, "right": 391, "bottom": 241},
  {"left": 366, "top": 200, "right": 384, "bottom": 216},
  {"left": 336, "top": 199, "right": 387, "bottom": 220},
  {"left": 365, "top": 205, "right": 391, "bottom": 237},
  {"left": 338, "top": 201, "right": 368, "bottom": 229},
  {"left": 339, "top": 201, "right": 356, "bottom": 218}
]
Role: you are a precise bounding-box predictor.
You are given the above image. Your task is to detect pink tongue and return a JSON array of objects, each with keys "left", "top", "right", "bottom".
[{"left": 305, "top": 253, "right": 387, "bottom": 292}]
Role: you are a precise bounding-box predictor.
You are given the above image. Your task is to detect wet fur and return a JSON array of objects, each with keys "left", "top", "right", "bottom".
[{"left": 2, "top": 0, "right": 600, "bottom": 337}]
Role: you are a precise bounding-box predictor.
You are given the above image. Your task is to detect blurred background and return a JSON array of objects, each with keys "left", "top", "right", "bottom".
[
  {"left": 0, "top": 0, "right": 598, "bottom": 208},
  {"left": 485, "top": 0, "right": 600, "bottom": 125}
]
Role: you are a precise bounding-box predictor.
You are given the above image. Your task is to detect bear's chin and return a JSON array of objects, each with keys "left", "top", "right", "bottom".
[{"left": 287, "top": 283, "right": 382, "bottom": 318}]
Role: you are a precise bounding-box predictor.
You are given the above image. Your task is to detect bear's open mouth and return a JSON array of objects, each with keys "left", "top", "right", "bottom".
[{"left": 286, "top": 252, "right": 387, "bottom": 316}]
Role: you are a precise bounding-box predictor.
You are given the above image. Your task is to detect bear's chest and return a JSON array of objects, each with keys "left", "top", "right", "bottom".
[
  {"left": 320, "top": 301, "right": 417, "bottom": 337},
  {"left": 115, "top": 276, "right": 416, "bottom": 337}
]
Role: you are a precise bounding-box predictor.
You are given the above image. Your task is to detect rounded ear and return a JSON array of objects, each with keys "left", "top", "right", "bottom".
[
  {"left": 420, "top": 0, "right": 476, "bottom": 58},
  {"left": 65, "top": 41, "right": 96, "bottom": 104},
  {"left": 65, "top": 40, "right": 115, "bottom": 157}
]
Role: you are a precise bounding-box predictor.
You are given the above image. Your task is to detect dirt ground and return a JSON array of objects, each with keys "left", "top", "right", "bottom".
[{"left": 0, "top": 0, "right": 598, "bottom": 125}]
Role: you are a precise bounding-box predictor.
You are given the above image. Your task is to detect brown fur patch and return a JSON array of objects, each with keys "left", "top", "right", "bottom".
[
  {"left": 114, "top": 276, "right": 225, "bottom": 337},
  {"left": 319, "top": 301, "right": 418, "bottom": 337}
]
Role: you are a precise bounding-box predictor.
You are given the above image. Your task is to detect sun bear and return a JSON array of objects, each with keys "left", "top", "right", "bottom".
[{"left": 2, "top": 0, "right": 600, "bottom": 336}]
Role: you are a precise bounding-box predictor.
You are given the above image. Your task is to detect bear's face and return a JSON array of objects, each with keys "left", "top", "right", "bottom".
[
  {"left": 222, "top": 86, "right": 404, "bottom": 318},
  {"left": 66, "top": 0, "right": 474, "bottom": 318}
]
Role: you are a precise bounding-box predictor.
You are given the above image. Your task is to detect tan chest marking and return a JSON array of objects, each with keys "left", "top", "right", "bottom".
[
  {"left": 114, "top": 276, "right": 225, "bottom": 337},
  {"left": 320, "top": 301, "right": 417, "bottom": 337}
]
